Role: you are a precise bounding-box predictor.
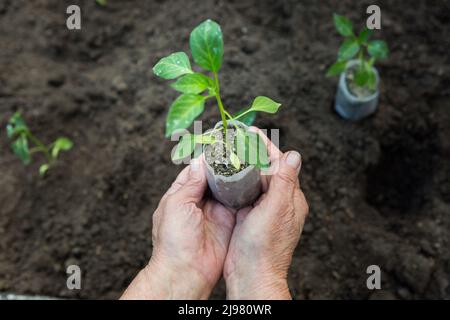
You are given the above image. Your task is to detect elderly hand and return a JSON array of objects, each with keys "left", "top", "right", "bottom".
[
  {"left": 121, "top": 158, "right": 235, "bottom": 299},
  {"left": 223, "top": 128, "right": 309, "bottom": 299}
]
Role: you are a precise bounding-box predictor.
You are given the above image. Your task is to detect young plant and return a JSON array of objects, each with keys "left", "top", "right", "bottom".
[
  {"left": 6, "top": 112, "right": 73, "bottom": 176},
  {"left": 326, "top": 14, "right": 389, "bottom": 91},
  {"left": 153, "top": 19, "right": 281, "bottom": 170}
]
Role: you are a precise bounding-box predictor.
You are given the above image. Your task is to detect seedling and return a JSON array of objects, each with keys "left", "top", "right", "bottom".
[
  {"left": 6, "top": 112, "right": 73, "bottom": 176},
  {"left": 153, "top": 19, "right": 281, "bottom": 171},
  {"left": 326, "top": 14, "right": 389, "bottom": 93}
]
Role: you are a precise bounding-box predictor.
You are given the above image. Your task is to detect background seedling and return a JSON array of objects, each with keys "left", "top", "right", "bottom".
[
  {"left": 326, "top": 14, "right": 389, "bottom": 91},
  {"left": 153, "top": 19, "right": 281, "bottom": 170},
  {"left": 6, "top": 112, "right": 73, "bottom": 176}
]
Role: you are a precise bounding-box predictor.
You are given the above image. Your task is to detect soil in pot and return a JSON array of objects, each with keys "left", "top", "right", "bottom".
[
  {"left": 345, "top": 65, "right": 377, "bottom": 99},
  {"left": 204, "top": 128, "right": 248, "bottom": 176},
  {"left": 204, "top": 123, "right": 262, "bottom": 209}
]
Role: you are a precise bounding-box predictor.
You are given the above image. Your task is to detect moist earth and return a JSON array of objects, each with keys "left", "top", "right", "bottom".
[{"left": 0, "top": 0, "right": 449, "bottom": 299}]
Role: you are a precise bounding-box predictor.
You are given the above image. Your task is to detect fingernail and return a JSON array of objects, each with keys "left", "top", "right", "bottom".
[
  {"left": 190, "top": 158, "right": 201, "bottom": 177},
  {"left": 285, "top": 151, "right": 301, "bottom": 171}
]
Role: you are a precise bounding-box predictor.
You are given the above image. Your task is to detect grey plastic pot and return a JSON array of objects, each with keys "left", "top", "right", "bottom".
[
  {"left": 204, "top": 121, "right": 262, "bottom": 209},
  {"left": 335, "top": 59, "right": 380, "bottom": 121}
]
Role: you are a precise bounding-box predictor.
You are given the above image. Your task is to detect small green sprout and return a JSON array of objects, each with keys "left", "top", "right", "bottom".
[
  {"left": 6, "top": 112, "right": 73, "bottom": 176},
  {"left": 153, "top": 19, "right": 281, "bottom": 169},
  {"left": 96, "top": 0, "right": 107, "bottom": 6},
  {"left": 326, "top": 14, "right": 389, "bottom": 90}
]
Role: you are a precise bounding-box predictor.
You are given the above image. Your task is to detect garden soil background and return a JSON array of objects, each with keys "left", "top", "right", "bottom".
[{"left": 0, "top": 0, "right": 449, "bottom": 299}]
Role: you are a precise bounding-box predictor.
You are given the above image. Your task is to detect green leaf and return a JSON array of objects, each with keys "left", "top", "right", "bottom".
[
  {"left": 368, "top": 40, "right": 389, "bottom": 60},
  {"left": 229, "top": 151, "right": 241, "bottom": 170},
  {"left": 7, "top": 112, "right": 28, "bottom": 138},
  {"left": 357, "top": 27, "right": 372, "bottom": 44},
  {"left": 234, "top": 130, "right": 269, "bottom": 168},
  {"left": 333, "top": 14, "right": 353, "bottom": 37},
  {"left": 338, "top": 39, "right": 360, "bottom": 60},
  {"left": 96, "top": 0, "right": 107, "bottom": 5},
  {"left": 197, "top": 135, "right": 215, "bottom": 144},
  {"left": 165, "top": 94, "right": 206, "bottom": 137},
  {"left": 247, "top": 131, "right": 270, "bottom": 169},
  {"left": 354, "top": 66, "right": 369, "bottom": 86},
  {"left": 39, "top": 164, "right": 50, "bottom": 176},
  {"left": 367, "top": 69, "right": 377, "bottom": 90},
  {"left": 12, "top": 135, "right": 31, "bottom": 165},
  {"left": 170, "top": 73, "right": 213, "bottom": 94},
  {"left": 189, "top": 19, "right": 224, "bottom": 72},
  {"left": 172, "top": 134, "right": 196, "bottom": 161},
  {"left": 234, "top": 108, "right": 256, "bottom": 126},
  {"left": 153, "top": 52, "right": 193, "bottom": 80},
  {"left": 51, "top": 137, "right": 73, "bottom": 158},
  {"left": 249, "top": 96, "right": 281, "bottom": 114},
  {"left": 326, "top": 60, "right": 347, "bottom": 77},
  {"left": 234, "top": 128, "right": 247, "bottom": 162}
]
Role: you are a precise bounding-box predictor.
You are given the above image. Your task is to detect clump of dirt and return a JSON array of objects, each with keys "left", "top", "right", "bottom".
[{"left": 0, "top": 0, "right": 449, "bottom": 300}]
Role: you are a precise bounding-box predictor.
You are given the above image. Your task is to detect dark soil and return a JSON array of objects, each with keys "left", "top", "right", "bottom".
[
  {"left": 1, "top": 0, "right": 449, "bottom": 299},
  {"left": 204, "top": 125, "right": 249, "bottom": 176}
]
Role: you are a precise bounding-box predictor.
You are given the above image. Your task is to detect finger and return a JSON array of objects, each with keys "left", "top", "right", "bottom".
[
  {"left": 169, "top": 157, "right": 207, "bottom": 204},
  {"left": 263, "top": 151, "right": 302, "bottom": 211},
  {"left": 164, "top": 165, "right": 191, "bottom": 197},
  {"left": 235, "top": 206, "right": 252, "bottom": 227},
  {"left": 249, "top": 126, "right": 282, "bottom": 161}
]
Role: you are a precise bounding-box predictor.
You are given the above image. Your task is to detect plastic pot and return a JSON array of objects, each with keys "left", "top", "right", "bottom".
[
  {"left": 204, "top": 121, "right": 262, "bottom": 209},
  {"left": 335, "top": 59, "right": 380, "bottom": 121}
]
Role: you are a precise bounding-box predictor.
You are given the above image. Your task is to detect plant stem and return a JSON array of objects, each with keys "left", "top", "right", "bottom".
[
  {"left": 213, "top": 72, "right": 228, "bottom": 139},
  {"left": 358, "top": 49, "right": 365, "bottom": 73},
  {"left": 27, "top": 132, "right": 52, "bottom": 163}
]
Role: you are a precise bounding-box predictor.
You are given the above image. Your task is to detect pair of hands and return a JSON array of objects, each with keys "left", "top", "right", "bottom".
[{"left": 121, "top": 128, "right": 309, "bottom": 300}]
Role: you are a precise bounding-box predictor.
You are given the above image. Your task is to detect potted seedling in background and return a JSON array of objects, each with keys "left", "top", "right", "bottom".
[
  {"left": 6, "top": 112, "right": 73, "bottom": 176},
  {"left": 327, "top": 14, "right": 389, "bottom": 121},
  {"left": 153, "top": 19, "right": 281, "bottom": 208}
]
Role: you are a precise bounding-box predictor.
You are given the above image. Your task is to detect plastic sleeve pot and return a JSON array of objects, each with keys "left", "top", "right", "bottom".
[
  {"left": 204, "top": 121, "right": 262, "bottom": 209},
  {"left": 334, "top": 59, "right": 380, "bottom": 121}
]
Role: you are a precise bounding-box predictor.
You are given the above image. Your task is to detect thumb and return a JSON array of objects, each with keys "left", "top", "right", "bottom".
[
  {"left": 170, "top": 157, "right": 207, "bottom": 203},
  {"left": 264, "top": 151, "right": 302, "bottom": 207}
]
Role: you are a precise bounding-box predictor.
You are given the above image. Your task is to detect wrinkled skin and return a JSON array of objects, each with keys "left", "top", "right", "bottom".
[{"left": 121, "top": 127, "right": 309, "bottom": 300}]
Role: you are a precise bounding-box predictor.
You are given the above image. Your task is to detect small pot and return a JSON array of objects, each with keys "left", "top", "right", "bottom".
[
  {"left": 204, "top": 121, "right": 262, "bottom": 209},
  {"left": 335, "top": 59, "right": 380, "bottom": 121}
]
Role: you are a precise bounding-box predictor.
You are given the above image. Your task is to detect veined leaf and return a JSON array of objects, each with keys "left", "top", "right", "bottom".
[
  {"left": 354, "top": 67, "right": 369, "bottom": 86},
  {"left": 326, "top": 60, "right": 347, "bottom": 77},
  {"left": 229, "top": 151, "right": 241, "bottom": 170},
  {"left": 249, "top": 96, "right": 281, "bottom": 114},
  {"left": 172, "top": 134, "right": 196, "bottom": 161},
  {"left": 367, "top": 69, "right": 377, "bottom": 90},
  {"left": 12, "top": 135, "right": 31, "bottom": 165},
  {"left": 338, "top": 39, "right": 360, "bottom": 60},
  {"left": 189, "top": 19, "right": 224, "bottom": 72},
  {"left": 247, "top": 131, "right": 270, "bottom": 168},
  {"left": 358, "top": 27, "right": 372, "bottom": 44},
  {"left": 234, "top": 129, "right": 269, "bottom": 168},
  {"left": 171, "top": 73, "right": 213, "bottom": 94},
  {"left": 333, "top": 14, "right": 353, "bottom": 37},
  {"left": 165, "top": 94, "right": 206, "bottom": 137},
  {"left": 368, "top": 40, "right": 389, "bottom": 60},
  {"left": 7, "top": 112, "right": 28, "bottom": 138},
  {"left": 234, "top": 108, "right": 256, "bottom": 126},
  {"left": 153, "top": 52, "right": 193, "bottom": 79}
]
